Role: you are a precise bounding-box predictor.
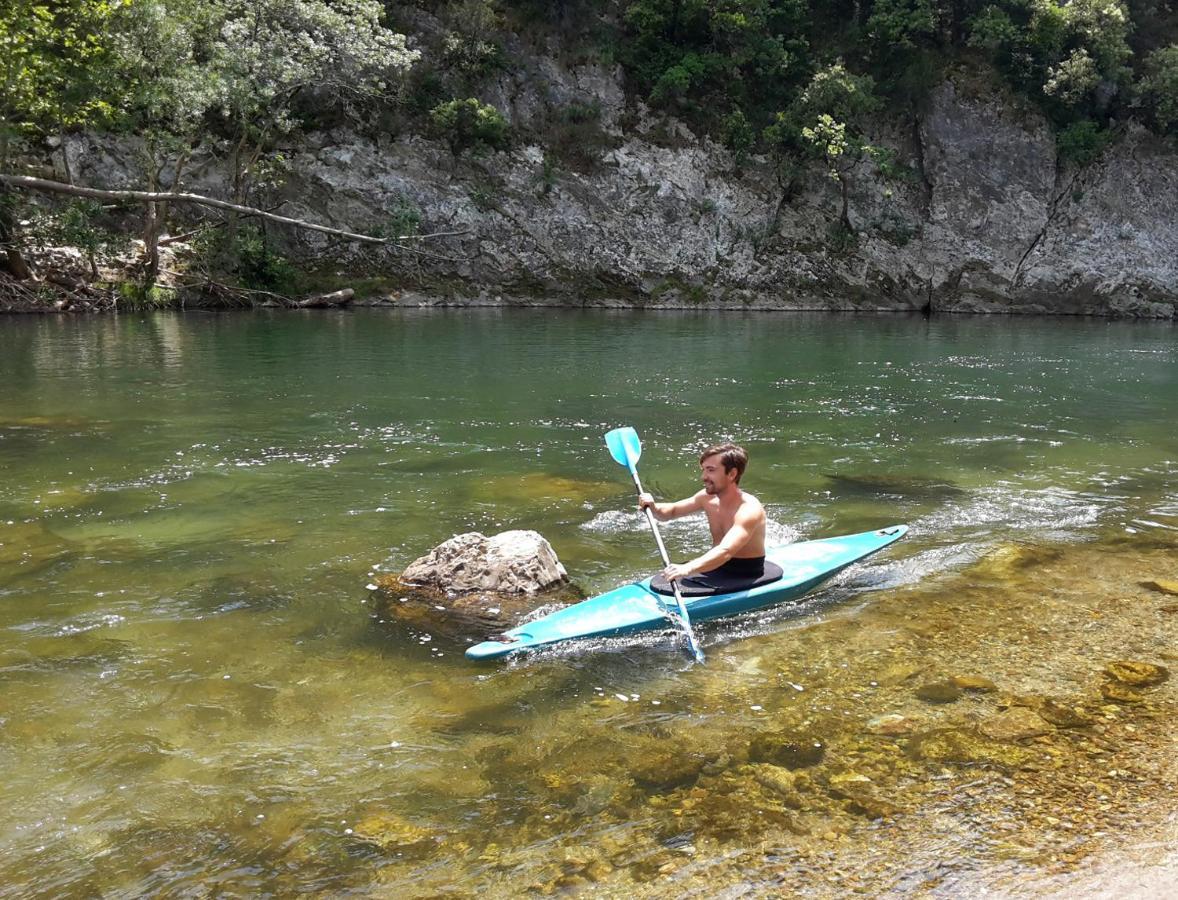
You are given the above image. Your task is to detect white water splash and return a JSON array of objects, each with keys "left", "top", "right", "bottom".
[{"left": 913, "top": 484, "right": 1107, "bottom": 541}]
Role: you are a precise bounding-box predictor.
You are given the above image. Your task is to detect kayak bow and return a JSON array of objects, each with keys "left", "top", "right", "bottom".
[{"left": 465, "top": 525, "right": 907, "bottom": 661}]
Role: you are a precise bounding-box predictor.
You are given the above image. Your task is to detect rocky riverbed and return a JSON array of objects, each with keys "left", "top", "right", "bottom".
[{"left": 352, "top": 529, "right": 1178, "bottom": 897}]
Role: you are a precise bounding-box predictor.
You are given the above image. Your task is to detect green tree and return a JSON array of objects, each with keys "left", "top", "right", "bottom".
[
  {"left": 107, "top": 0, "right": 419, "bottom": 282},
  {"left": 967, "top": 0, "right": 1133, "bottom": 117},
  {"left": 866, "top": 0, "right": 941, "bottom": 52},
  {"left": 107, "top": 0, "right": 222, "bottom": 278},
  {"left": 44, "top": 199, "right": 130, "bottom": 278},
  {"left": 1043, "top": 47, "right": 1101, "bottom": 104},
  {"left": 206, "top": 0, "right": 419, "bottom": 208},
  {"left": 619, "top": 0, "right": 810, "bottom": 132},
  {"left": 1, "top": 0, "right": 117, "bottom": 278},
  {"left": 766, "top": 63, "right": 884, "bottom": 232},
  {"left": 1055, "top": 118, "right": 1112, "bottom": 165},
  {"left": 440, "top": 0, "right": 503, "bottom": 81},
  {"left": 0, "top": 1, "right": 116, "bottom": 173},
  {"left": 1138, "top": 45, "right": 1178, "bottom": 133}
]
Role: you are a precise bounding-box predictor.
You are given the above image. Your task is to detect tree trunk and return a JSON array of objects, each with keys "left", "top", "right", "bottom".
[
  {"left": 59, "top": 126, "right": 73, "bottom": 185},
  {"left": 0, "top": 184, "right": 33, "bottom": 280},
  {"left": 298, "top": 288, "right": 354, "bottom": 308},
  {"left": 142, "top": 199, "right": 160, "bottom": 281},
  {"left": 838, "top": 173, "right": 852, "bottom": 233}
]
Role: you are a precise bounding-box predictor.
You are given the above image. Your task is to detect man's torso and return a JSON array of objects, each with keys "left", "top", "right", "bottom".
[{"left": 702, "top": 490, "right": 766, "bottom": 558}]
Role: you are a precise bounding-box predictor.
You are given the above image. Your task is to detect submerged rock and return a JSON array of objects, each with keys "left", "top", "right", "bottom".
[
  {"left": 350, "top": 813, "right": 439, "bottom": 857},
  {"left": 748, "top": 732, "right": 825, "bottom": 770},
  {"left": 751, "top": 763, "right": 804, "bottom": 805},
  {"left": 916, "top": 681, "right": 963, "bottom": 704},
  {"left": 866, "top": 713, "right": 919, "bottom": 736},
  {"left": 978, "top": 707, "right": 1053, "bottom": 742},
  {"left": 400, "top": 530, "right": 568, "bottom": 593},
  {"left": 876, "top": 662, "right": 925, "bottom": 685},
  {"left": 827, "top": 772, "right": 904, "bottom": 819},
  {"left": 951, "top": 674, "right": 998, "bottom": 693},
  {"left": 1140, "top": 578, "right": 1178, "bottom": 596},
  {"left": 1036, "top": 699, "right": 1096, "bottom": 728},
  {"left": 676, "top": 777, "right": 810, "bottom": 843},
  {"left": 630, "top": 749, "right": 708, "bottom": 790},
  {"left": 968, "top": 543, "right": 1063, "bottom": 581},
  {"left": 1103, "top": 660, "right": 1170, "bottom": 687},
  {"left": 822, "top": 473, "right": 966, "bottom": 499},
  {"left": 0, "top": 520, "right": 72, "bottom": 570},
  {"left": 910, "top": 728, "right": 1033, "bottom": 767},
  {"left": 1100, "top": 682, "right": 1146, "bottom": 704}
]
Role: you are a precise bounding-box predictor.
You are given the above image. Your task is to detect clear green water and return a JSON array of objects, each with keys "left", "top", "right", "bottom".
[{"left": 1, "top": 310, "right": 1176, "bottom": 896}]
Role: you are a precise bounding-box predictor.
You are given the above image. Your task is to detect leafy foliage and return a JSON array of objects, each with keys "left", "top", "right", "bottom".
[
  {"left": 1138, "top": 45, "right": 1178, "bottom": 133},
  {"left": 384, "top": 197, "right": 424, "bottom": 240},
  {"left": 194, "top": 222, "right": 296, "bottom": 292},
  {"left": 619, "top": 0, "right": 811, "bottom": 131},
  {"left": 966, "top": 0, "right": 1133, "bottom": 119},
  {"left": 764, "top": 63, "right": 888, "bottom": 231},
  {"left": 52, "top": 200, "right": 131, "bottom": 276},
  {"left": 440, "top": 0, "right": 504, "bottom": 80},
  {"left": 0, "top": 0, "right": 118, "bottom": 168},
  {"left": 429, "top": 97, "right": 509, "bottom": 156},
  {"left": 1055, "top": 118, "right": 1113, "bottom": 165},
  {"left": 3, "top": 0, "right": 421, "bottom": 288}
]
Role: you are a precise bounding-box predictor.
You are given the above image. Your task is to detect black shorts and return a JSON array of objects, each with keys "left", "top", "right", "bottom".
[{"left": 651, "top": 556, "right": 783, "bottom": 597}]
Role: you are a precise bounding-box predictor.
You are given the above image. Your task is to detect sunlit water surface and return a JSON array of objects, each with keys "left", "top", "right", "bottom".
[{"left": 1, "top": 310, "right": 1176, "bottom": 896}]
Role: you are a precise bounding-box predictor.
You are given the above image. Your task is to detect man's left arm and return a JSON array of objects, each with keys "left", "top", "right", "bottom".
[{"left": 662, "top": 506, "right": 758, "bottom": 581}]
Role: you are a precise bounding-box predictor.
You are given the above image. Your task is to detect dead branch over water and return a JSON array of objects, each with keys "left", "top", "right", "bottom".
[{"left": 0, "top": 175, "right": 468, "bottom": 247}]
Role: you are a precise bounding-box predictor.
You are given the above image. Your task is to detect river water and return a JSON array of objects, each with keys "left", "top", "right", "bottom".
[{"left": 1, "top": 309, "right": 1176, "bottom": 896}]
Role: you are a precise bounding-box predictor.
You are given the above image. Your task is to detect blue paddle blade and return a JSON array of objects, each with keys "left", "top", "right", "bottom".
[{"left": 604, "top": 427, "right": 642, "bottom": 470}]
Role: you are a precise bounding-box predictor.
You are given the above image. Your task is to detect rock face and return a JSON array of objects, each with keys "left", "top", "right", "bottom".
[
  {"left": 400, "top": 530, "right": 568, "bottom": 594},
  {"left": 65, "top": 62, "right": 1178, "bottom": 317}
]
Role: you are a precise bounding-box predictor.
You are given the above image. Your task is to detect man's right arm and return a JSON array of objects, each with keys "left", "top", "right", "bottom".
[{"left": 638, "top": 491, "right": 703, "bottom": 521}]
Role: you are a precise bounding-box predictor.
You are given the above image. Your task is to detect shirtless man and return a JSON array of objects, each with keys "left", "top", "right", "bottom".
[{"left": 638, "top": 442, "right": 767, "bottom": 585}]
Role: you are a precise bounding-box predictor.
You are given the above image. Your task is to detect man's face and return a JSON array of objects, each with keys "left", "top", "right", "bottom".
[{"left": 700, "top": 455, "right": 735, "bottom": 494}]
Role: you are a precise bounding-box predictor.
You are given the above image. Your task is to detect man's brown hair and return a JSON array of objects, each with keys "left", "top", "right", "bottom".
[{"left": 699, "top": 443, "right": 748, "bottom": 483}]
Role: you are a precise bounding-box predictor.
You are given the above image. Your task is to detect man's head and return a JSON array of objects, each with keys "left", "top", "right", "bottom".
[{"left": 699, "top": 442, "right": 748, "bottom": 494}]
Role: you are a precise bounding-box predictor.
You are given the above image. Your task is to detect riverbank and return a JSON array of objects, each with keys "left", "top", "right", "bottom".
[{"left": 5, "top": 280, "right": 1178, "bottom": 318}]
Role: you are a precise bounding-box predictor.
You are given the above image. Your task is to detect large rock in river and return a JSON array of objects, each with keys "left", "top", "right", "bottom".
[
  {"left": 373, "top": 531, "right": 576, "bottom": 641},
  {"left": 400, "top": 530, "right": 568, "bottom": 593}
]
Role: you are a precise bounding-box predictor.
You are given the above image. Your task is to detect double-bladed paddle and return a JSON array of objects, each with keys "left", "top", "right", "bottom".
[{"left": 605, "top": 427, "right": 705, "bottom": 663}]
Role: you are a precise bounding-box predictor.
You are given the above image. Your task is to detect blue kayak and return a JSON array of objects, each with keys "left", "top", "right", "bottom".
[{"left": 466, "top": 525, "right": 907, "bottom": 660}]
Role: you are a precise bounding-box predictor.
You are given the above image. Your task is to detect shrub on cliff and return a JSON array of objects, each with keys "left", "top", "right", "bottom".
[
  {"left": 966, "top": 0, "right": 1133, "bottom": 120},
  {"left": 1055, "top": 118, "right": 1113, "bottom": 166},
  {"left": 1138, "top": 45, "right": 1178, "bottom": 134},
  {"left": 618, "top": 0, "right": 810, "bottom": 131},
  {"left": 429, "top": 98, "right": 509, "bottom": 156}
]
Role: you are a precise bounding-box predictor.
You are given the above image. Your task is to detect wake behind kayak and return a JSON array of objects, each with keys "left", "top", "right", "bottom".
[{"left": 466, "top": 525, "right": 907, "bottom": 661}]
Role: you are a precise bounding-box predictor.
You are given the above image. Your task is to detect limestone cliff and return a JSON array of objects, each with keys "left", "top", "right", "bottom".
[{"left": 68, "top": 61, "right": 1177, "bottom": 318}]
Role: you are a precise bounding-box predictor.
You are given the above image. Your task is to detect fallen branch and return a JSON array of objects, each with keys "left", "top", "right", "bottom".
[
  {"left": 298, "top": 288, "right": 353, "bottom": 309},
  {"left": 1, "top": 270, "right": 117, "bottom": 312},
  {"left": 0, "top": 174, "right": 469, "bottom": 246},
  {"left": 157, "top": 271, "right": 295, "bottom": 307}
]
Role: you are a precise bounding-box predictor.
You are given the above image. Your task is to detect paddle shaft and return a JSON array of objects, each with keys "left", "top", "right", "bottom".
[
  {"left": 629, "top": 473, "right": 673, "bottom": 566},
  {"left": 626, "top": 470, "right": 704, "bottom": 661}
]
